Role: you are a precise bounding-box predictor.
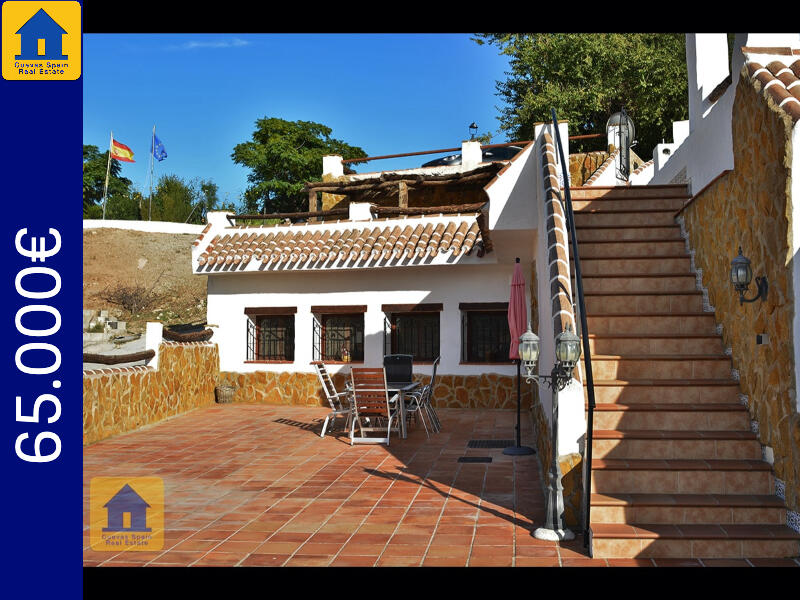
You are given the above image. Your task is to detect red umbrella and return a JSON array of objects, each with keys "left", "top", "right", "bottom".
[
  {"left": 504, "top": 257, "right": 535, "bottom": 455},
  {"left": 507, "top": 258, "right": 527, "bottom": 360}
]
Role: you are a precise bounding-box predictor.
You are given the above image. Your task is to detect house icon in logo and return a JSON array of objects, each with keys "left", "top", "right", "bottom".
[
  {"left": 15, "top": 8, "right": 68, "bottom": 60},
  {"left": 101, "top": 484, "right": 152, "bottom": 533}
]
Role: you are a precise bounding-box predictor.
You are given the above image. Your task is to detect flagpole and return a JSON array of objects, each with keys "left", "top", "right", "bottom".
[
  {"left": 149, "top": 125, "right": 155, "bottom": 221},
  {"left": 102, "top": 131, "right": 113, "bottom": 220}
]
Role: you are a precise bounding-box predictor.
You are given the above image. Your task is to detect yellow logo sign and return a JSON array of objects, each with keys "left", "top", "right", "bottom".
[
  {"left": 2, "top": 1, "right": 81, "bottom": 81},
  {"left": 89, "top": 477, "right": 164, "bottom": 552}
]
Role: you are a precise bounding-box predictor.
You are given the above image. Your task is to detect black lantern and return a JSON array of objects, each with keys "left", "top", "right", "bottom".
[
  {"left": 469, "top": 122, "right": 478, "bottom": 140},
  {"left": 731, "top": 247, "right": 768, "bottom": 305},
  {"left": 606, "top": 109, "right": 635, "bottom": 180}
]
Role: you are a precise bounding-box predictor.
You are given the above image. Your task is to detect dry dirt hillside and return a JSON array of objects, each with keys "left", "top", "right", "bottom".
[{"left": 83, "top": 228, "right": 207, "bottom": 333}]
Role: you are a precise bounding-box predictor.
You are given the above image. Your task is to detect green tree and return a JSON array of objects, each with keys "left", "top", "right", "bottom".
[
  {"left": 474, "top": 34, "right": 689, "bottom": 159},
  {"left": 150, "top": 174, "right": 195, "bottom": 222},
  {"left": 83, "top": 144, "right": 132, "bottom": 218},
  {"left": 232, "top": 117, "right": 367, "bottom": 214},
  {"left": 148, "top": 174, "right": 229, "bottom": 223}
]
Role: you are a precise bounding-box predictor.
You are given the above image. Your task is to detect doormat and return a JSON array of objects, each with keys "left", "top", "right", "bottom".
[{"left": 467, "top": 439, "right": 515, "bottom": 449}]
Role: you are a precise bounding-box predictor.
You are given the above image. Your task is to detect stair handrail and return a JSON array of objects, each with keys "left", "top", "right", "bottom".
[{"left": 549, "top": 108, "right": 597, "bottom": 556}]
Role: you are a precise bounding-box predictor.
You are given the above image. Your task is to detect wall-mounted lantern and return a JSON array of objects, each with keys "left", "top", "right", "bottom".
[
  {"left": 730, "top": 247, "right": 768, "bottom": 305},
  {"left": 520, "top": 322, "right": 581, "bottom": 542}
]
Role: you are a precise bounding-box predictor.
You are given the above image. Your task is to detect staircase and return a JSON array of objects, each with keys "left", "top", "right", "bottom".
[{"left": 572, "top": 184, "right": 800, "bottom": 560}]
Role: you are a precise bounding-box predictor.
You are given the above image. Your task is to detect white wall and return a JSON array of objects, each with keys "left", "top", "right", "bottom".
[
  {"left": 84, "top": 219, "right": 205, "bottom": 235},
  {"left": 207, "top": 263, "right": 531, "bottom": 379}
]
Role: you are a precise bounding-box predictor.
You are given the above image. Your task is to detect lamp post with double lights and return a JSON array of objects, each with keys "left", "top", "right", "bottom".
[{"left": 518, "top": 323, "right": 581, "bottom": 541}]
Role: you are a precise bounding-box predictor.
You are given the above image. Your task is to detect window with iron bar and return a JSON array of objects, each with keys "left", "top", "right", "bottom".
[{"left": 246, "top": 314, "right": 295, "bottom": 362}]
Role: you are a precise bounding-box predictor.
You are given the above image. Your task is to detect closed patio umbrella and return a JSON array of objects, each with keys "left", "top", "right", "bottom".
[{"left": 504, "top": 257, "right": 535, "bottom": 455}]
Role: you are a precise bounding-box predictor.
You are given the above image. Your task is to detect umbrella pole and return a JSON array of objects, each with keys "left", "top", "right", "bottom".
[{"left": 504, "top": 359, "right": 535, "bottom": 456}]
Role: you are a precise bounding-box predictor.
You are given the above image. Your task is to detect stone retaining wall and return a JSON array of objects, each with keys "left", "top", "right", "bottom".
[
  {"left": 83, "top": 342, "right": 219, "bottom": 445},
  {"left": 217, "top": 369, "right": 531, "bottom": 410},
  {"left": 679, "top": 67, "right": 800, "bottom": 515}
]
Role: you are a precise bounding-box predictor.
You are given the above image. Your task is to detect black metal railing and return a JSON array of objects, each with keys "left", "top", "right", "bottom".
[{"left": 550, "top": 108, "right": 597, "bottom": 557}]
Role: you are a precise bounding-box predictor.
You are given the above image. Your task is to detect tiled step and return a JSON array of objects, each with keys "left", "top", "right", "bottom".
[
  {"left": 574, "top": 210, "right": 677, "bottom": 228},
  {"left": 585, "top": 355, "right": 733, "bottom": 380},
  {"left": 584, "top": 292, "right": 704, "bottom": 314},
  {"left": 588, "top": 334, "right": 724, "bottom": 356},
  {"left": 582, "top": 273, "right": 697, "bottom": 294},
  {"left": 569, "top": 184, "right": 689, "bottom": 200},
  {"left": 591, "top": 523, "right": 800, "bottom": 559},
  {"left": 592, "top": 429, "right": 761, "bottom": 460},
  {"left": 577, "top": 255, "right": 691, "bottom": 276},
  {"left": 579, "top": 239, "right": 688, "bottom": 258},
  {"left": 590, "top": 459, "right": 774, "bottom": 495},
  {"left": 590, "top": 403, "right": 750, "bottom": 431},
  {"left": 591, "top": 493, "right": 787, "bottom": 525},
  {"left": 587, "top": 380, "right": 741, "bottom": 404},
  {"left": 576, "top": 225, "right": 683, "bottom": 243},
  {"left": 587, "top": 313, "right": 718, "bottom": 335},
  {"left": 572, "top": 197, "right": 687, "bottom": 212}
]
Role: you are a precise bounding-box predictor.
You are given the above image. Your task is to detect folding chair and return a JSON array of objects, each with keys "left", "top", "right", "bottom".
[
  {"left": 314, "top": 362, "right": 352, "bottom": 438},
  {"left": 349, "top": 367, "right": 400, "bottom": 445},
  {"left": 406, "top": 356, "right": 441, "bottom": 433}
]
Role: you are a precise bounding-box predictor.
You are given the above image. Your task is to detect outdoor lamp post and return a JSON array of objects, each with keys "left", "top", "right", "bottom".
[
  {"left": 469, "top": 122, "right": 478, "bottom": 140},
  {"left": 606, "top": 108, "right": 635, "bottom": 180},
  {"left": 522, "top": 324, "right": 581, "bottom": 541},
  {"left": 731, "top": 247, "right": 768, "bottom": 305}
]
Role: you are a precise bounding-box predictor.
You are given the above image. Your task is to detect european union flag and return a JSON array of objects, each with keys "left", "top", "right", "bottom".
[{"left": 152, "top": 135, "right": 167, "bottom": 161}]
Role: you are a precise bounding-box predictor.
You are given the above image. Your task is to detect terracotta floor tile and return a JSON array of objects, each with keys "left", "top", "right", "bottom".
[
  {"left": 747, "top": 558, "right": 799, "bottom": 567},
  {"left": 240, "top": 553, "right": 290, "bottom": 567},
  {"left": 514, "top": 557, "right": 561, "bottom": 567}
]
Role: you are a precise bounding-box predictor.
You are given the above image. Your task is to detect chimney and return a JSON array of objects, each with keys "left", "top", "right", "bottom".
[{"left": 461, "top": 140, "right": 482, "bottom": 168}]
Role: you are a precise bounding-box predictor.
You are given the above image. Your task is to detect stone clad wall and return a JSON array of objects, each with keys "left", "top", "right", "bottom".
[
  {"left": 217, "top": 369, "right": 531, "bottom": 410},
  {"left": 679, "top": 67, "right": 800, "bottom": 515},
  {"left": 83, "top": 342, "right": 220, "bottom": 445}
]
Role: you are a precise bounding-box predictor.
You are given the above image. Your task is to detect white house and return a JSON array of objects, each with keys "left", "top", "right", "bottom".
[{"left": 193, "top": 133, "right": 576, "bottom": 414}]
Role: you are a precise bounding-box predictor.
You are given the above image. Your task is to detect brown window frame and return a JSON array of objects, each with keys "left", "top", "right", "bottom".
[
  {"left": 459, "top": 303, "right": 512, "bottom": 364},
  {"left": 245, "top": 308, "right": 296, "bottom": 363}
]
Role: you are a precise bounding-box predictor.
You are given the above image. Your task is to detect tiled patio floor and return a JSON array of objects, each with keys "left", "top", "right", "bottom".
[{"left": 83, "top": 405, "right": 800, "bottom": 567}]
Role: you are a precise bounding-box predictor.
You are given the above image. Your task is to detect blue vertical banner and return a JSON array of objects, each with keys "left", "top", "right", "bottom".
[{"left": 1, "top": 1, "right": 83, "bottom": 597}]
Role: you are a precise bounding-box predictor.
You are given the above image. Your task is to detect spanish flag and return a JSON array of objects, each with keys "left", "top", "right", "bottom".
[{"left": 110, "top": 138, "right": 135, "bottom": 163}]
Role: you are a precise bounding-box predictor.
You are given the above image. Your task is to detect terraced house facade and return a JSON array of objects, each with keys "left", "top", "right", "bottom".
[{"left": 191, "top": 33, "right": 800, "bottom": 560}]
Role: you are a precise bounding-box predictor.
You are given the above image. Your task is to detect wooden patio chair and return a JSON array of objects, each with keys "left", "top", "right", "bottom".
[
  {"left": 314, "top": 362, "right": 353, "bottom": 438},
  {"left": 349, "top": 367, "right": 400, "bottom": 446}
]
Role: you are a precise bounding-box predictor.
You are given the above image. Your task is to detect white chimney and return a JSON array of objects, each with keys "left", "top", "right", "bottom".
[{"left": 461, "top": 140, "right": 482, "bottom": 168}]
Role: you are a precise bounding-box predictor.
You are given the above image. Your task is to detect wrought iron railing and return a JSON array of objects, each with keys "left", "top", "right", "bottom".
[{"left": 550, "top": 108, "right": 597, "bottom": 556}]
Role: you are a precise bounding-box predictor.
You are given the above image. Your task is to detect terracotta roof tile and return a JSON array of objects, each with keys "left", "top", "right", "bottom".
[
  {"left": 196, "top": 214, "right": 485, "bottom": 271},
  {"left": 744, "top": 53, "right": 800, "bottom": 123}
]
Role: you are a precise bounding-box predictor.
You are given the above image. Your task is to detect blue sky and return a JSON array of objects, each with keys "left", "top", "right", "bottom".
[{"left": 83, "top": 33, "right": 511, "bottom": 208}]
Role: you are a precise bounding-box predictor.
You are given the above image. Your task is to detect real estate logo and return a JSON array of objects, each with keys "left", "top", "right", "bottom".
[
  {"left": 90, "top": 477, "right": 164, "bottom": 551},
  {"left": 2, "top": 1, "right": 81, "bottom": 81}
]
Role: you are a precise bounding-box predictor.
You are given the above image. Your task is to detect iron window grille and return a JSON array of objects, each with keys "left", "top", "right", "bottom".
[
  {"left": 246, "top": 315, "right": 295, "bottom": 361},
  {"left": 386, "top": 312, "right": 440, "bottom": 362},
  {"left": 313, "top": 313, "right": 364, "bottom": 362},
  {"left": 461, "top": 310, "right": 510, "bottom": 362}
]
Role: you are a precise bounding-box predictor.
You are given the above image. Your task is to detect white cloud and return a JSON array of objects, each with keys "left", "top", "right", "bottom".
[{"left": 168, "top": 38, "right": 252, "bottom": 51}]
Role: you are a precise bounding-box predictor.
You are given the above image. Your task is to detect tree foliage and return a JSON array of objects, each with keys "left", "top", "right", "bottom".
[
  {"left": 232, "top": 117, "right": 367, "bottom": 214},
  {"left": 83, "top": 144, "right": 133, "bottom": 218},
  {"left": 474, "top": 34, "right": 689, "bottom": 159},
  {"left": 148, "top": 175, "right": 230, "bottom": 224}
]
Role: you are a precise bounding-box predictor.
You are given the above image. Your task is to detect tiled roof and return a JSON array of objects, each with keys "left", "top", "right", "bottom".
[
  {"left": 631, "top": 159, "right": 654, "bottom": 177},
  {"left": 743, "top": 47, "right": 800, "bottom": 123},
  {"left": 195, "top": 214, "right": 485, "bottom": 272}
]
